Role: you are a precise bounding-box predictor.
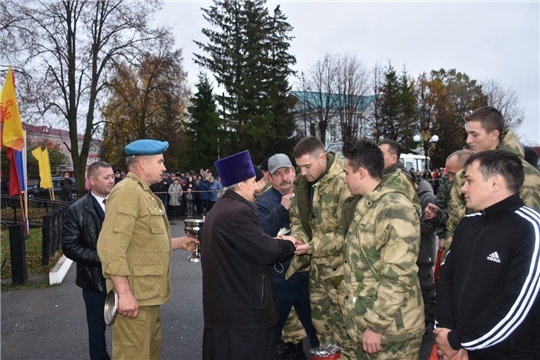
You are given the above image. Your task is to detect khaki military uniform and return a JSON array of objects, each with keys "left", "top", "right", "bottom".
[
  {"left": 339, "top": 172, "right": 424, "bottom": 359},
  {"left": 445, "top": 130, "right": 540, "bottom": 252},
  {"left": 97, "top": 172, "right": 172, "bottom": 360},
  {"left": 286, "top": 152, "right": 354, "bottom": 358}
]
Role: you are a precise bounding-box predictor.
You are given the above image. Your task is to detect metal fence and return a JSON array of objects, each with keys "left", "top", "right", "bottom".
[
  {"left": 41, "top": 206, "right": 67, "bottom": 266},
  {"left": 1, "top": 195, "right": 70, "bottom": 282}
]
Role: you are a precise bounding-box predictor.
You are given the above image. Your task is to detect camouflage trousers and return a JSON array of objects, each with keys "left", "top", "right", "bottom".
[
  {"left": 354, "top": 337, "right": 422, "bottom": 360},
  {"left": 309, "top": 277, "right": 355, "bottom": 360},
  {"left": 281, "top": 307, "right": 306, "bottom": 344}
]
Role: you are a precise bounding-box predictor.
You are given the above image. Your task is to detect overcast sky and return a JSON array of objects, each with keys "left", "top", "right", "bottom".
[{"left": 154, "top": 0, "right": 540, "bottom": 145}]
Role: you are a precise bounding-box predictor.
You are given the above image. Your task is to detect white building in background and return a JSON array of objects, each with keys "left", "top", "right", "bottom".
[
  {"left": 23, "top": 123, "right": 102, "bottom": 175},
  {"left": 290, "top": 91, "right": 376, "bottom": 152}
]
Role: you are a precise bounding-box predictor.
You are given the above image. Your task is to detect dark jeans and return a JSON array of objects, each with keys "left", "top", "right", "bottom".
[
  {"left": 274, "top": 271, "right": 319, "bottom": 348},
  {"left": 418, "top": 264, "right": 435, "bottom": 323},
  {"left": 185, "top": 200, "right": 194, "bottom": 216},
  {"left": 82, "top": 288, "right": 110, "bottom": 360},
  {"left": 169, "top": 205, "right": 181, "bottom": 217},
  {"left": 201, "top": 199, "right": 210, "bottom": 215}
]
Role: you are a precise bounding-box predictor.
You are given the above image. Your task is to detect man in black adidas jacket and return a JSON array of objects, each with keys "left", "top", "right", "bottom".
[
  {"left": 434, "top": 150, "right": 540, "bottom": 360},
  {"left": 62, "top": 161, "right": 115, "bottom": 360}
]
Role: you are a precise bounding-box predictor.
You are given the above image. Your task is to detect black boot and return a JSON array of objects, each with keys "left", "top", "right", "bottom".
[
  {"left": 277, "top": 340, "right": 293, "bottom": 360},
  {"left": 290, "top": 342, "right": 307, "bottom": 360},
  {"left": 277, "top": 341, "right": 307, "bottom": 360}
]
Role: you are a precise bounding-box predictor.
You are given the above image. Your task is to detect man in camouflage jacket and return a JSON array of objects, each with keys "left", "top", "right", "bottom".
[
  {"left": 379, "top": 139, "right": 420, "bottom": 211},
  {"left": 287, "top": 137, "right": 353, "bottom": 358},
  {"left": 340, "top": 139, "right": 424, "bottom": 360},
  {"left": 445, "top": 107, "right": 540, "bottom": 252}
]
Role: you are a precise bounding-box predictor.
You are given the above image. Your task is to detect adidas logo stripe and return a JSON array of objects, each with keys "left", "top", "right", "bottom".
[{"left": 487, "top": 251, "right": 501, "bottom": 263}]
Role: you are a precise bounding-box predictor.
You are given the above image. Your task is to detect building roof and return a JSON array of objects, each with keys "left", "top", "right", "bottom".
[
  {"left": 291, "top": 91, "right": 375, "bottom": 113},
  {"left": 23, "top": 123, "right": 86, "bottom": 140},
  {"left": 23, "top": 124, "right": 102, "bottom": 145}
]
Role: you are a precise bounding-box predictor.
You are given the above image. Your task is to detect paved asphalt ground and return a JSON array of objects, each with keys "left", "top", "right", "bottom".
[{"left": 1, "top": 217, "right": 436, "bottom": 359}]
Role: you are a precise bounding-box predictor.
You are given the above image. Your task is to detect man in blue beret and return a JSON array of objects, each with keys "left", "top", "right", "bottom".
[{"left": 97, "top": 139, "right": 199, "bottom": 360}]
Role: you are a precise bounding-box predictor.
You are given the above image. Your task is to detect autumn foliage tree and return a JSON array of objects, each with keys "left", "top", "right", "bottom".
[
  {"left": 101, "top": 38, "right": 190, "bottom": 171},
  {"left": 1, "top": 0, "right": 172, "bottom": 191},
  {"left": 414, "top": 69, "right": 487, "bottom": 166}
]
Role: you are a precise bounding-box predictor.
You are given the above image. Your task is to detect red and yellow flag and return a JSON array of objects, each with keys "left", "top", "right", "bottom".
[{"left": 1, "top": 66, "right": 25, "bottom": 151}]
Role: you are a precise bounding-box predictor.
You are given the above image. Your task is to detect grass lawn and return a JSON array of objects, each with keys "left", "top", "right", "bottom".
[{"left": 1, "top": 224, "right": 62, "bottom": 289}]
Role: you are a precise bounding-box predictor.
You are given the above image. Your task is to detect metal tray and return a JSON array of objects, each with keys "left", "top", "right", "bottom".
[{"left": 104, "top": 288, "right": 118, "bottom": 326}]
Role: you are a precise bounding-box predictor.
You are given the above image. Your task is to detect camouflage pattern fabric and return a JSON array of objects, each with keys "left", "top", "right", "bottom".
[
  {"left": 286, "top": 152, "right": 354, "bottom": 358},
  {"left": 382, "top": 162, "right": 421, "bottom": 214},
  {"left": 356, "top": 338, "right": 422, "bottom": 360},
  {"left": 339, "top": 171, "right": 424, "bottom": 359},
  {"left": 446, "top": 130, "right": 540, "bottom": 252},
  {"left": 433, "top": 175, "right": 452, "bottom": 239},
  {"left": 281, "top": 307, "right": 307, "bottom": 345}
]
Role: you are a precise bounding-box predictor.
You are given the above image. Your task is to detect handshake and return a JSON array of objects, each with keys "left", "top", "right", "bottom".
[{"left": 275, "top": 234, "right": 309, "bottom": 255}]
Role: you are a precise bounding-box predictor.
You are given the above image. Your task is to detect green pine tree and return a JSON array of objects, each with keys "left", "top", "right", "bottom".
[
  {"left": 185, "top": 73, "right": 222, "bottom": 171},
  {"left": 194, "top": 0, "right": 296, "bottom": 163}
]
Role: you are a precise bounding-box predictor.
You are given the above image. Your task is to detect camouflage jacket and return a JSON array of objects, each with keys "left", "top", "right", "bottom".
[
  {"left": 286, "top": 152, "right": 351, "bottom": 281},
  {"left": 383, "top": 161, "right": 421, "bottom": 212},
  {"left": 339, "top": 171, "right": 424, "bottom": 344},
  {"left": 446, "top": 130, "right": 540, "bottom": 250},
  {"left": 434, "top": 175, "right": 452, "bottom": 239}
]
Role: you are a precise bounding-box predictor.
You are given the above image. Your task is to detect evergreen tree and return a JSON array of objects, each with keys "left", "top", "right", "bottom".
[
  {"left": 194, "top": 0, "right": 296, "bottom": 163},
  {"left": 377, "top": 63, "right": 402, "bottom": 141},
  {"left": 185, "top": 73, "right": 222, "bottom": 171},
  {"left": 266, "top": 5, "right": 297, "bottom": 155},
  {"left": 398, "top": 70, "right": 418, "bottom": 152}
]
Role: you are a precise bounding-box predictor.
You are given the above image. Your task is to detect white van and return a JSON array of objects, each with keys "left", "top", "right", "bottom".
[{"left": 400, "top": 153, "right": 431, "bottom": 172}]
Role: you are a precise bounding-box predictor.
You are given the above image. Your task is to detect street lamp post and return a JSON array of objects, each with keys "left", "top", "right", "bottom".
[{"left": 413, "top": 130, "right": 439, "bottom": 171}]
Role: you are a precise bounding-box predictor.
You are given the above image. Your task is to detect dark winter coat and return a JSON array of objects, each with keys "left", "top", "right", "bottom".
[
  {"left": 200, "top": 190, "right": 295, "bottom": 330},
  {"left": 417, "top": 178, "right": 437, "bottom": 266}
]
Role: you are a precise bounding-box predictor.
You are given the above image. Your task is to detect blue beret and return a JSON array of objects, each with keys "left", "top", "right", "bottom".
[
  {"left": 214, "top": 150, "right": 256, "bottom": 187},
  {"left": 124, "top": 139, "right": 169, "bottom": 156}
]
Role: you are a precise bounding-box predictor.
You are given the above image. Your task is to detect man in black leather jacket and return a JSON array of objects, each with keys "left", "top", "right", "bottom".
[{"left": 62, "top": 161, "right": 115, "bottom": 360}]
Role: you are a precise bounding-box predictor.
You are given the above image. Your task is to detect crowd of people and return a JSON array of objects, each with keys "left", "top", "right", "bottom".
[
  {"left": 60, "top": 106, "right": 540, "bottom": 360},
  {"left": 113, "top": 168, "right": 223, "bottom": 218}
]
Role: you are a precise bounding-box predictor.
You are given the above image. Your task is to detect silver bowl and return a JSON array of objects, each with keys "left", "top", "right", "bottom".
[{"left": 104, "top": 288, "right": 118, "bottom": 326}]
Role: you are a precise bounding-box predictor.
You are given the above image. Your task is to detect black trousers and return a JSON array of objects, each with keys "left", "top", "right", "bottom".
[
  {"left": 274, "top": 271, "right": 319, "bottom": 348},
  {"left": 82, "top": 288, "right": 110, "bottom": 360},
  {"left": 203, "top": 327, "right": 277, "bottom": 360}
]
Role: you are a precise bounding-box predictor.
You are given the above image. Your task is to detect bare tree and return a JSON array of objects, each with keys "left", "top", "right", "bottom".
[
  {"left": 1, "top": 0, "right": 170, "bottom": 191},
  {"left": 335, "top": 54, "right": 371, "bottom": 143},
  {"left": 368, "top": 62, "right": 384, "bottom": 143},
  {"left": 480, "top": 78, "right": 524, "bottom": 131},
  {"left": 293, "top": 53, "right": 340, "bottom": 145},
  {"left": 294, "top": 52, "right": 372, "bottom": 148}
]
